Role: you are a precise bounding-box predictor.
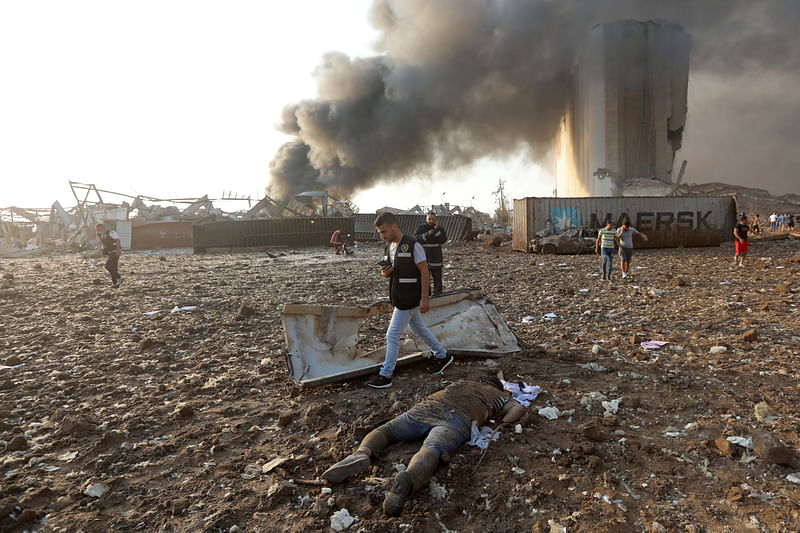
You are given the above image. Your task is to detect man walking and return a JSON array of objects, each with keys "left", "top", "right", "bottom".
[
  {"left": 616, "top": 218, "right": 648, "bottom": 279},
  {"left": 594, "top": 219, "right": 618, "bottom": 281},
  {"left": 769, "top": 212, "right": 778, "bottom": 232},
  {"left": 95, "top": 222, "right": 123, "bottom": 287},
  {"left": 734, "top": 214, "right": 750, "bottom": 267},
  {"left": 369, "top": 212, "right": 452, "bottom": 389},
  {"left": 322, "top": 377, "right": 526, "bottom": 516},
  {"left": 414, "top": 211, "right": 447, "bottom": 296}
]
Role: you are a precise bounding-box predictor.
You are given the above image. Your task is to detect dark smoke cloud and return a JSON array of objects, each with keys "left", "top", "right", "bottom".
[{"left": 269, "top": 0, "right": 800, "bottom": 200}]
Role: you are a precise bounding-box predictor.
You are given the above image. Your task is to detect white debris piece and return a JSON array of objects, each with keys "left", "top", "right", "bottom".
[
  {"left": 577, "top": 362, "right": 607, "bottom": 372},
  {"left": 786, "top": 473, "right": 800, "bottom": 485},
  {"left": 84, "top": 482, "right": 110, "bottom": 498},
  {"left": 330, "top": 509, "right": 356, "bottom": 531},
  {"left": 393, "top": 462, "right": 406, "bottom": 472},
  {"left": 727, "top": 436, "right": 754, "bottom": 449},
  {"left": 428, "top": 479, "right": 447, "bottom": 501},
  {"left": 514, "top": 424, "right": 523, "bottom": 434},
  {"left": 709, "top": 346, "right": 727, "bottom": 354},
  {"left": 601, "top": 399, "right": 620, "bottom": 416},
  {"left": 466, "top": 421, "right": 499, "bottom": 449},
  {"left": 548, "top": 520, "right": 567, "bottom": 533},
  {"left": 538, "top": 407, "right": 560, "bottom": 420}
]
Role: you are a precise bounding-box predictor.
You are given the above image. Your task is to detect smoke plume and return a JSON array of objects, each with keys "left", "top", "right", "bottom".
[{"left": 269, "top": 0, "right": 800, "bottom": 200}]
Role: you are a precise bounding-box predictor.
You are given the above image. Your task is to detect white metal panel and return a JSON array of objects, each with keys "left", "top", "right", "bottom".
[{"left": 115, "top": 221, "right": 132, "bottom": 251}]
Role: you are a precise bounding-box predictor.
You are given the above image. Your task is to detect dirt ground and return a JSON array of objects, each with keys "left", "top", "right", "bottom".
[{"left": 1, "top": 234, "right": 800, "bottom": 533}]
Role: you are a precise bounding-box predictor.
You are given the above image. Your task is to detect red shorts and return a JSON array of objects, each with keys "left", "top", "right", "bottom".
[{"left": 735, "top": 240, "right": 748, "bottom": 254}]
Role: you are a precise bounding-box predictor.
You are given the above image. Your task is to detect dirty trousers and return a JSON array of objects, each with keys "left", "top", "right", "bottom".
[
  {"left": 360, "top": 402, "right": 471, "bottom": 489},
  {"left": 429, "top": 268, "right": 443, "bottom": 296},
  {"left": 380, "top": 307, "right": 446, "bottom": 379},
  {"left": 105, "top": 253, "right": 120, "bottom": 283}
]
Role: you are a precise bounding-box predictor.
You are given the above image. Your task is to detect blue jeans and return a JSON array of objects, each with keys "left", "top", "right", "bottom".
[
  {"left": 601, "top": 248, "right": 615, "bottom": 278},
  {"left": 381, "top": 306, "right": 446, "bottom": 378},
  {"left": 380, "top": 406, "right": 471, "bottom": 456}
]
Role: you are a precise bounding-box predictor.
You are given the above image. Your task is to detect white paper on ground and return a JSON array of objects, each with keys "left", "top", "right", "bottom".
[
  {"left": 501, "top": 380, "right": 541, "bottom": 407},
  {"left": 466, "top": 420, "right": 499, "bottom": 449}
]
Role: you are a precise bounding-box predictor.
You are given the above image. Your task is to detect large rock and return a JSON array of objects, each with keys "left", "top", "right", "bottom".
[
  {"left": 752, "top": 431, "right": 798, "bottom": 468},
  {"left": 5, "top": 435, "right": 27, "bottom": 452}
]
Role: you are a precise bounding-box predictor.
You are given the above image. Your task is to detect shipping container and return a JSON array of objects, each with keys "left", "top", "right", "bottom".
[
  {"left": 131, "top": 221, "right": 194, "bottom": 249},
  {"left": 192, "top": 217, "right": 354, "bottom": 253},
  {"left": 512, "top": 196, "right": 737, "bottom": 252},
  {"left": 354, "top": 214, "right": 474, "bottom": 242}
]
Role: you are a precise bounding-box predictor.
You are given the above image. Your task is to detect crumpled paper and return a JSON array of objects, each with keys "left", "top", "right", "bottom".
[
  {"left": 466, "top": 420, "right": 499, "bottom": 449},
  {"left": 500, "top": 380, "right": 541, "bottom": 407}
]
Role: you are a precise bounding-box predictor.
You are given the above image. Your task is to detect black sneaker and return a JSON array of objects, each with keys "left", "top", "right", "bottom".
[
  {"left": 366, "top": 375, "right": 392, "bottom": 389},
  {"left": 428, "top": 354, "right": 453, "bottom": 375}
]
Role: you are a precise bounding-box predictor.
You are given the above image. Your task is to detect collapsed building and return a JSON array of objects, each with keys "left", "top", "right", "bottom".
[{"left": 555, "top": 20, "right": 691, "bottom": 197}]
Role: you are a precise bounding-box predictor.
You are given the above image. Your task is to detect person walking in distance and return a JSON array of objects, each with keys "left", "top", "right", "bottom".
[
  {"left": 595, "top": 218, "right": 618, "bottom": 281},
  {"left": 616, "top": 218, "right": 648, "bottom": 279},
  {"left": 95, "top": 222, "right": 123, "bottom": 287},
  {"left": 733, "top": 214, "right": 750, "bottom": 267},
  {"left": 751, "top": 214, "right": 761, "bottom": 235},
  {"left": 368, "top": 212, "right": 452, "bottom": 389},
  {"left": 414, "top": 211, "right": 447, "bottom": 296}
]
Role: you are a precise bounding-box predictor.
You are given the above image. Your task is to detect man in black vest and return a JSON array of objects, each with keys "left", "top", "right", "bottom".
[
  {"left": 368, "top": 212, "right": 453, "bottom": 389},
  {"left": 95, "top": 222, "right": 123, "bottom": 287},
  {"left": 414, "top": 211, "right": 447, "bottom": 296}
]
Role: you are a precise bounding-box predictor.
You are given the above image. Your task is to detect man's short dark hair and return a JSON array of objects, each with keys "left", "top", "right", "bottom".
[
  {"left": 479, "top": 375, "right": 504, "bottom": 391},
  {"left": 427, "top": 211, "right": 436, "bottom": 217},
  {"left": 374, "top": 212, "right": 397, "bottom": 227},
  {"left": 740, "top": 215, "right": 748, "bottom": 221},
  {"left": 621, "top": 217, "right": 630, "bottom": 226},
  {"left": 95, "top": 222, "right": 105, "bottom": 229}
]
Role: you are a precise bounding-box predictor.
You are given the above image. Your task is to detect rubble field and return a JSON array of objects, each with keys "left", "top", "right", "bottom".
[{"left": 1, "top": 236, "right": 800, "bottom": 533}]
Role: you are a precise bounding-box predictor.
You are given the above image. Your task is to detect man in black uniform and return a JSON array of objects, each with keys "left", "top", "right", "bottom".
[
  {"left": 95, "top": 222, "right": 123, "bottom": 287},
  {"left": 368, "top": 212, "right": 452, "bottom": 389},
  {"left": 322, "top": 377, "right": 527, "bottom": 516},
  {"left": 414, "top": 211, "right": 447, "bottom": 296}
]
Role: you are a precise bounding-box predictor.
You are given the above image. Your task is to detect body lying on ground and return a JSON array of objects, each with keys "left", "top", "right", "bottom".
[{"left": 322, "top": 378, "right": 526, "bottom": 516}]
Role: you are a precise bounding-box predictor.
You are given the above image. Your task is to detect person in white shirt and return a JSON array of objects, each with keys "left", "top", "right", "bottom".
[{"left": 616, "top": 218, "right": 648, "bottom": 279}]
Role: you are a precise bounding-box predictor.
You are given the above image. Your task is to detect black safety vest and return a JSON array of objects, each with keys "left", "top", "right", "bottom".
[
  {"left": 414, "top": 223, "right": 446, "bottom": 269},
  {"left": 101, "top": 232, "right": 117, "bottom": 255},
  {"left": 384, "top": 235, "right": 422, "bottom": 310}
]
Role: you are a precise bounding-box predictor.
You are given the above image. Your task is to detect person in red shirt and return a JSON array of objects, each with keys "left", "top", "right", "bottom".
[
  {"left": 733, "top": 215, "right": 750, "bottom": 267},
  {"left": 330, "top": 229, "right": 345, "bottom": 254}
]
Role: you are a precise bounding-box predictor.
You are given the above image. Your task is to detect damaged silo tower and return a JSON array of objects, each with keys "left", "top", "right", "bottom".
[{"left": 555, "top": 20, "right": 691, "bottom": 197}]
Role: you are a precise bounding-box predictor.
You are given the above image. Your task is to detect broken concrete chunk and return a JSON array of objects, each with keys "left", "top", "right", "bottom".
[
  {"left": 754, "top": 401, "right": 780, "bottom": 424},
  {"left": 752, "top": 431, "right": 799, "bottom": 468}
]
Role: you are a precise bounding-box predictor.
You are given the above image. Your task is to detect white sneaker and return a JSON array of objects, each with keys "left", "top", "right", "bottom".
[{"left": 622, "top": 272, "right": 627, "bottom": 279}]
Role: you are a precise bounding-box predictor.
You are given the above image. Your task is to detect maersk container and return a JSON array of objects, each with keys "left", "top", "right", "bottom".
[{"left": 512, "top": 196, "right": 737, "bottom": 252}]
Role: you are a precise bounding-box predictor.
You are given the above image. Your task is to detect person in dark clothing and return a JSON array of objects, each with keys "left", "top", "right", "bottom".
[
  {"left": 95, "top": 222, "right": 123, "bottom": 287},
  {"left": 733, "top": 215, "right": 750, "bottom": 267},
  {"left": 322, "top": 378, "right": 526, "bottom": 516},
  {"left": 368, "top": 212, "right": 452, "bottom": 389},
  {"left": 414, "top": 211, "right": 447, "bottom": 296}
]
